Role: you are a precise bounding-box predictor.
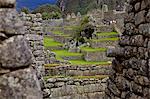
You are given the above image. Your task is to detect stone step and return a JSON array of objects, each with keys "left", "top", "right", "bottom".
[
  {"left": 44, "top": 75, "right": 108, "bottom": 99},
  {"left": 45, "top": 64, "right": 112, "bottom": 76}
]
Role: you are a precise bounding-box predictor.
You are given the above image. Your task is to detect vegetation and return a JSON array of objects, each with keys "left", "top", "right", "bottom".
[
  {"left": 80, "top": 47, "right": 107, "bottom": 52},
  {"left": 53, "top": 50, "right": 82, "bottom": 60},
  {"left": 92, "top": 37, "right": 119, "bottom": 42},
  {"left": 32, "top": 4, "right": 62, "bottom": 19},
  {"left": 44, "top": 75, "right": 109, "bottom": 80},
  {"left": 70, "top": 60, "right": 110, "bottom": 65},
  {"left": 20, "top": 7, "right": 30, "bottom": 14},
  {"left": 44, "top": 37, "right": 63, "bottom": 47},
  {"left": 97, "top": 32, "right": 118, "bottom": 36}
]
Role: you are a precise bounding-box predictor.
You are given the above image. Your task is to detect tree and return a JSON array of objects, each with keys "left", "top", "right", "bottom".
[
  {"left": 21, "top": 7, "right": 30, "bottom": 14},
  {"left": 32, "top": 4, "right": 62, "bottom": 19}
]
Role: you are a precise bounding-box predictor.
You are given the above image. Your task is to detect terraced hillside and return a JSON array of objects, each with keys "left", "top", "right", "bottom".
[{"left": 43, "top": 20, "right": 119, "bottom": 98}]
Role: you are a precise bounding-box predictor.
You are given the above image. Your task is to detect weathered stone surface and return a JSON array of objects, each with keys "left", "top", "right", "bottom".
[
  {"left": 106, "top": 0, "right": 150, "bottom": 98},
  {"left": 0, "top": 36, "right": 32, "bottom": 69},
  {"left": 0, "top": 9, "right": 25, "bottom": 35},
  {"left": 0, "top": 67, "right": 42, "bottom": 99},
  {"left": 135, "top": 10, "right": 146, "bottom": 25},
  {"left": 0, "top": 0, "right": 15, "bottom": 8}
]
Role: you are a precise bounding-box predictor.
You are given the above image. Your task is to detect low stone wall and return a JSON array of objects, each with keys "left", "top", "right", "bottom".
[
  {"left": 90, "top": 40, "right": 118, "bottom": 48},
  {"left": 20, "top": 12, "right": 45, "bottom": 77},
  {"left": 53, "top": 35, "right": 72, "bottom": 43},
  {"left": 96, "top": 25, "right": 113, "bottom": 33},
  {"left": 45, "top": 64, "right": 111, "bottom": 76},
  {"left": 97, "top": 34, "right": 118, "bottom": 39},
  {"left": 83, "top": 51, "right": 111, "bottom": 62},
  {"left": 64, "top": 29, "right": 76, "bottom": 35},
  {"left": 45, "top": 45, "right": 64, "bottom": 51},
  {"left": 44, "top": 77, "right": 108, "bottom": 99},
  {"left": 61, "top": 55, "right": 83, "bottom": 61}
]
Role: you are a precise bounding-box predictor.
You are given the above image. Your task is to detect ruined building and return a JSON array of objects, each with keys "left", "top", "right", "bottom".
[
  {"left": 0, "top": 0, "right": 43, "bottom": 98},
  {"left": 106, "top": 0, "right": 150, "bottom": 98}
]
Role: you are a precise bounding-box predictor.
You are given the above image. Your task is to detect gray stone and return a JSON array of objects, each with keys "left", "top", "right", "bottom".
[
  {"left": 0, "top": 36, "right": 32, "bottom": 69},
  {"left": 0, "top": 67, "right": 43, "bottom": 99},
  {"left": 0, "top": 0, "right": 15, "bottom": 8},
  {"left": 135, "top": 10, "right": 146, "bottom": 25}
]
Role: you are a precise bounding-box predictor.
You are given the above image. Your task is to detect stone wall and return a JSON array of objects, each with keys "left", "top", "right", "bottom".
[
  {"left": 106, "top": 0, "right": 150, "bottom": 98},
  {"left": 83, "top": 51, "right": 112, "bottom": 62},
  {"left": 0, "top": 0, "right": 42, "bottom": 98},
  {"left": 90, "top": 40, "right": 118, "bottom": 48},
  {"left": 45, "top": 77, "right": 108, "bottom": 99},
  {"left": 20, "top": 12, "right": 45, "bottom": 79},
  {"left": 45, "top": 64, "right": 111, "bottom": 76}
]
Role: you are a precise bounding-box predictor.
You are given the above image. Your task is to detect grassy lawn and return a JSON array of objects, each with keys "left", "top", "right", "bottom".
[
  {"left": 69, "top": 60, "right": 110, "bottom": 65},
  {"left": 53, "top": 50, "right": 83, "bottom": 60},
  {"left": 97, "top": 32, "right": 118, "bottom": 36},
  {"left": 52, "top": 30, "right": 63, "bottom": 35},
  {"left": 44, "top": 37, "right": 63, "bottom": 47},
  {"left": 92, "top": 37, "right": 119, "bottom": 42},
  {"left": 44, "top": 75, "right": 109, "bottom": 80},
  {"left": 64, "top": 26, "right": 79, "bottom": 30},
  {"left": 80, "top": 47, "right": 107, "bottom": 52}
]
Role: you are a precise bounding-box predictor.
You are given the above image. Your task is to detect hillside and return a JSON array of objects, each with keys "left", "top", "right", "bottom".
[
  {"left": 16, "top": 0, "right": 57, "bottom": 10},
  {"left": 57, "top": 0, "right": 125, "bottom": 14}
]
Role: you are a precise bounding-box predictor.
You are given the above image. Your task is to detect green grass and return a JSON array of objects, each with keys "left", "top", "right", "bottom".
[
  {"left": 92, "top": 37, "right": 119, "bottom": 42},
  {"left": 97, "top": 32, "right": 118, "bottom": 36},
  {"left": 64, "top": 26, "right": 79, "bottom": 30},
  {"left": 80, "top": 47, "right": 107, "bottom": 52},
  {"left": 53, "top": 50, "right": 83, "bottom": 60},
  {"left": 44, "top": 75, "right": 109, "bottom": 80},
  {"left": 52, "top": 30, "right": 63, "bottom": 35},
  {"left": 69, "top": 60, "right": 110, "bottom": 65},
  {"left": 44, "top": 37, "right": 63, "bottom": 47}
]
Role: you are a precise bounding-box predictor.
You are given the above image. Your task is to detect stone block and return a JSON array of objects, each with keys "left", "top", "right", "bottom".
[{"left": 0, "top": 36, "right": 32, "bottom": 69}]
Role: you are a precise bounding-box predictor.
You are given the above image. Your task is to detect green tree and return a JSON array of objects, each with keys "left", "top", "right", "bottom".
[
  {"left": 21, "top": 7, "right": 30, "bottom": 14},
  {"left": 32, "top": 4, "right": 62, "bottom": 19}
]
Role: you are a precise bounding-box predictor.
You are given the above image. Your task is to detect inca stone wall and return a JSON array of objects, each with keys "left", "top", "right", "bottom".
[
  {"left": 19, "top": 13, "right": 45, "bottom": 80},
  {"left": 106, "top": 0, "right": 150, "bottom": 98},
  {"left": 0, "top": 0, "right": 43, "bottom": 99},
  {"left": 44, "top": 77, "right": 108, "bottom": 99}
]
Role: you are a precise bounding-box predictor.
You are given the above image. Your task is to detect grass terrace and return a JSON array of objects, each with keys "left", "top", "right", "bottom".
[
  {"left": 64, "top": 26, "right": 79, "bottom": 30},
  {"left": 96, "top": 32, "right": 118, "bottom": 36},
  {"left": 80, "top": 47, "right": 107, "bottom": 52},
  {"left": 52, "top": 30, "right": 63, "bottom": 35},
  {"left": 44, "top": 37, "right": 63, "bottom": 47},
  {"left": 44, "top": 75, "right": 109, "bottom": 80},
  {"left": 53, "top": 50, "right": 83, "bottom": 60},
  {"left": 69, "top": 60, "right": 110, "bottom": 65},
  {"left": 91, "top": 37, "right": 119, "bottom": 42}
]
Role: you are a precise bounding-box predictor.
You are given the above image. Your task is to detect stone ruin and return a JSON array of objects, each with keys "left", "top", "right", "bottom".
[
  {"left": 19, "top": 12, "right": 45, "bottom": 82},
  {"left": 106, "top": 0, "right": 150, "bottom": 98},
  {"left": 0, "top": 0, "right": 43, "bottom": 99}
]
